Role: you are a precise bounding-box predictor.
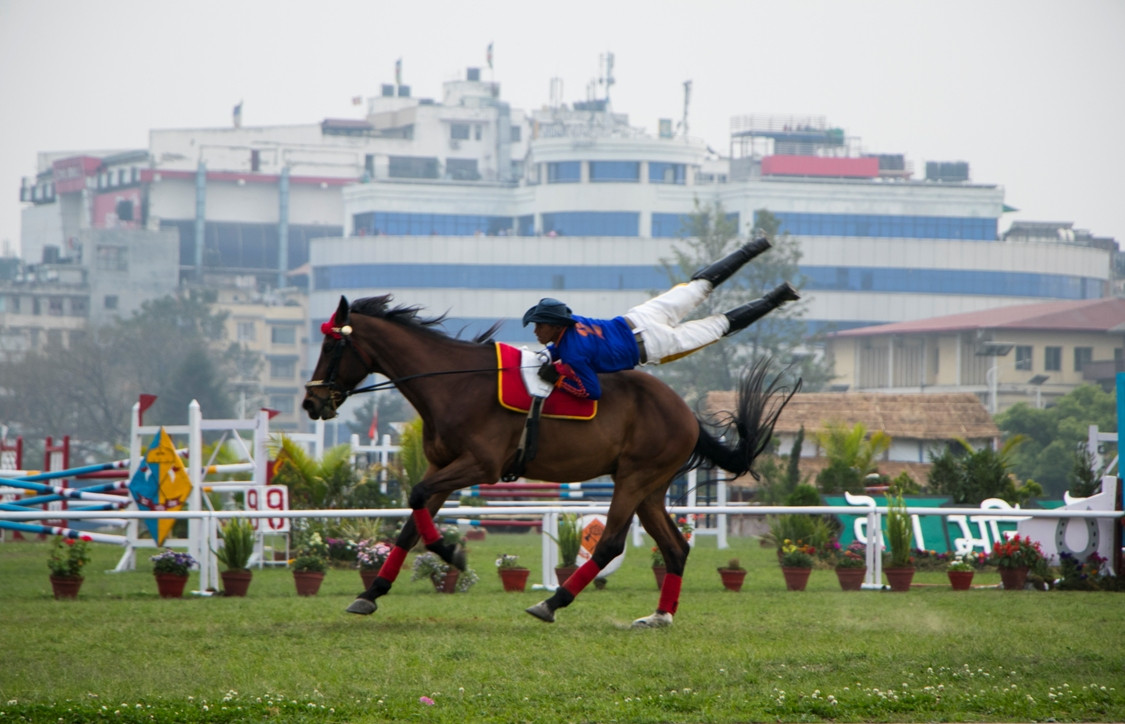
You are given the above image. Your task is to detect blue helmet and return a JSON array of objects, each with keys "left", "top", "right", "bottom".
[{"left": 522, "top": 297, "right": 575, "bottom": 327}]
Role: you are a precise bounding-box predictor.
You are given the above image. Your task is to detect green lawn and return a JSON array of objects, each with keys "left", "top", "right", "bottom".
[{"left": 1, "top": 532, "right": 1121, "bottom": 723}]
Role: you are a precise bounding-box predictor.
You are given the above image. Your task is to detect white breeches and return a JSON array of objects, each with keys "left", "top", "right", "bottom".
[{"left": 623, "top": 280, "right": 731, "bottom": 365}]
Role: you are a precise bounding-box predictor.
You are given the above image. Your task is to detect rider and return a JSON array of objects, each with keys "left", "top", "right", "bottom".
[{"left": 522, "top": 231, "right": 800, "bottom": 399}]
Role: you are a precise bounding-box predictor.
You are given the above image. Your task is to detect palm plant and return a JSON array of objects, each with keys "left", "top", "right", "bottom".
[
  {"left": 814, "top": 422, "right": 891, "bottom": 493},
  {"left": 271, "top": 435, "right": 358, "bottom": 509},
  {"left": 214, "top": 517, "right": 255, "bottom": 571}
]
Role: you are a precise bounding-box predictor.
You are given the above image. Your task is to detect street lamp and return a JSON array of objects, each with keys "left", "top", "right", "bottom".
[{"left": 1028, "top": 374, "right": 1049, "bottom": 409}]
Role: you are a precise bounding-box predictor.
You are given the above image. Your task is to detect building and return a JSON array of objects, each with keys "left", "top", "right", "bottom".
[{"left": 826, "top": 297, "right": 1125, "bottom": 413}]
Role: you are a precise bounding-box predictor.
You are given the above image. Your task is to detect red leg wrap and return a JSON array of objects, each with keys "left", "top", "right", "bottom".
[
  {"left": 412, "top": 509, "right": 442, "bottom": 545},
  {"left": 658, "top": 573, "right": 682, "bottom": 615},
  {"left": 562, "top": 559, "right": 602, "bottom": 596},
  {"left": 377, "top": 545, "right": 408, "bottom": 582}
]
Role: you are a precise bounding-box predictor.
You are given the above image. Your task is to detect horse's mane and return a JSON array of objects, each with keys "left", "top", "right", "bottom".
[{"left": 350, "top": 294, "right": 501, "bottom": 345}]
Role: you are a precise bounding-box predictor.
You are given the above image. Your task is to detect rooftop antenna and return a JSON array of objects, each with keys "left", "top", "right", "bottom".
[
  {"left": 682, "top": 80, "right": 692, "bottom": 138},
  {"left": 549, "top": 77, "right": 563, "bottom": 109},
  {"left": 600, "top": 52, "right": 615, "bottom": 103}
]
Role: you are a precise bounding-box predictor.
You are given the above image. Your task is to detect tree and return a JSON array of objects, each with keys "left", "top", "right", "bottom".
[
  {"left": 0, "top": 292, "right": 259, "bottom": 458},
  {"left": 995, "top": 384, "right": 1117, "bottom": 497},
  {"left": 653, "top": 200, "right": 832, "bottom": 403},
  {"left": 927, "top": 437, "right": 1042, "bottom": 505}
]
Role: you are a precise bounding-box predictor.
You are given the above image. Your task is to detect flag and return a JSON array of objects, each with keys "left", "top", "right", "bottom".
[
  {"left": 232, "top": 101, "right": 243, "bottom": 129},
  {"left": 487, "top": 42, "right": 493, "bottom": 70},
  {"left": 395, "top": 58, "right": 402, "bottom": 86},
  {"left": 128, "top": 428, "right": 192, "bottom": 546},
  {"left": 352, "top": 95, "right": 363, "bottom": 106},
  {"left": 368, "top": 406, "right": 379, "bottom": 441}
]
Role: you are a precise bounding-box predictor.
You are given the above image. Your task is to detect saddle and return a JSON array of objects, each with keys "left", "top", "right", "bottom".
[{"left": 495, "top": 343, "right": 596, "bottom": 481}]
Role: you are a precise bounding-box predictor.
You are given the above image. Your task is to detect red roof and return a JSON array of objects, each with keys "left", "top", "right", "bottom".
[{"left": 833, "top": 297, "right": 1125, "bottom": 337}]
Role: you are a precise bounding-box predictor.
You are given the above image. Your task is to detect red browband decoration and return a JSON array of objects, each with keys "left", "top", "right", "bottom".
[{"left": 321, "top": 319, "right": 342, "bottom": 339}]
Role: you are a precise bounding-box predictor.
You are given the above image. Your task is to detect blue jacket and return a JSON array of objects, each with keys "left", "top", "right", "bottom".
[{"left": 546, "top": 314, "right": 640, "bottom": 399}]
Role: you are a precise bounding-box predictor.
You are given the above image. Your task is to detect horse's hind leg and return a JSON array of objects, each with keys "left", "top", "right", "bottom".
[
  {"left": 345, "top": 490, "right": 450, "bottom": 616},
  {"left": 631, "top": 492, "right": 691, "bottom": 628},
  {"left": 525, "top": 494, "right": 638, "bottom": 623}
]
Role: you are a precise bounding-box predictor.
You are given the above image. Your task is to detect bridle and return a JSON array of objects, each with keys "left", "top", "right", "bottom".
[{"left": 303, "top": 323, "right": 377, "bottom": 416}]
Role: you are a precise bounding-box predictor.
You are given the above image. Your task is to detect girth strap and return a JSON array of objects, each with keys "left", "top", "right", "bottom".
[{"left": 501, "top": 396, "right": 544, "bottom": 482}]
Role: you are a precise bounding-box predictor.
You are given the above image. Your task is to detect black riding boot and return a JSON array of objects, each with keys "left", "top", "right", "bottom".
[
  {"left": 690, "top": 231, "right": 771, "bottom": 287},
  {"left": 723, "top": 282, "right": 801, "bottom": 336}
]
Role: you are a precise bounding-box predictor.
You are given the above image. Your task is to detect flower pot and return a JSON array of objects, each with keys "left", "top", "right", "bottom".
[
  {"left": 49, "top": 575, "right": 83, "bottom": 600},
  {"left": 293, "top": 571, "right": 325, "bottom": 596},
  {"left": 883, "top": 566, "right": 914, "bottom": 592},
  {"left": 947, "top": 570, "right": 974, "bottom": 591},
  {"left": 498, "top": 567, "right": 530, "bottom": 592},
  {"left": 718, "top": 568, "right": 747, "bottom": 592},
  {"left": 781, "top": 566, "right": 811, "bottom": 591},
  {"left": 220, "top": 569, "right": 253, "bottom": 597},
  {"left": 999, "top": 565, "right": 1029, "bottom": 591},
  {"left": 465, "top": 529, "right": 487, "bottom": 541},
  {"left": 154, "top": 573, "right": 189, "bottom": 599},
  {"left": 652, "top": 565, "right": 667, "bottom": 589},
  {"left": 434, "top": 569, "right": 460, "bottom": 594},
  {"left": 359, "top": 569, "right": 380, "bottom": 590},
  {"left": 555, "top": 565, "right": 579, "bottom": 587},
  {"left": 835, "top": 567, "right": 867, "bottom": 591}
]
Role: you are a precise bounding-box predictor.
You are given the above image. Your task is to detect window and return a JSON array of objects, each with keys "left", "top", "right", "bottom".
[
  {"left": 648, "top": 162, "right": 685, "bottom": 184},
  {"left": 546, "top": 161, "right": 581, "bottom": 183},
  {"left": 474, "top": 125, "right": 482, "bottom": 140},
  {"left": 1015, "top": 345, "right": 1033, "bottom": 370},
  {"left": 510, "top": 125, "right": 521, "bottom": 142},
  {"left": 270, "top": 359, "right": 296, "bottom": 379},
  {"left": 388, "top": 156, "right": 439, "bottom": 179},
  {"left": 1074, "top": 347, "right": 1093, "bottom": 372},
  {"left": 270, "top": 325, "right": 296, "bottom": 345},
  {"left": 450, "top": 124, "right": 470, "bottom": 140},
  {"left": 48, "top": 298, "right": 64, "bottom": 316},
  {"left": 1044, "top": 346, "right": 1061, "bottom": 372},
  {"left": 589, "top": 161, "right": 640, "bottom": 183},
  {"left": 250, "top": 149, "right": 261, "bottom": 172},
  {"left": 104, "top": 295, "right": 118, "bottom": 310},
  {"left": 237, "top": 321, "right": 257, "bottom": 342},
  {"left": 446, "top": 158, "right": 480, "bottom": 181},
  {"left": 95, "top": 245, "right": 127, "bottom": 271}
]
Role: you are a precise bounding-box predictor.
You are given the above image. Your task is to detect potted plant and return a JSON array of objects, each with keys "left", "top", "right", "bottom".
[
  {"left": 551, "top": 514, "right": 582, "bottom": 586},
  {"left": 47, "top": 535, "right": 92, "bottom": 599},
  {"left": 150, "top": 548, "right": 197, "bottom": 598},
  {"left": 356, "top": 538, "right": 393, "bottom": 589},
  {"left": 213, "top": 517, "right": 256, "bottom": 596},
  {"left": 883, "top": 494, "right": 914, "bottom": 592},
  {"left": 717, "top": 558, "right": 747, "bottom": 592},
  {"left": 411, "top": 552, "right": 478, "bottom": 593},
  {"left": 290, "top": 530, "right": 329, "bottom": 596},
  {"left": 990, "top": 534, "right": 1043, "bottom": 590},
  {"left": 947, "top": 551, "right": 977, "bottom": 591},
  {"left": 495, "top": 553, "right": 530, "bottom": 592},
  {"left": 833, "top": 541, "right": 868, "bottom": 591},
  {"left": 779, "top": 539, "right": 815, "bottom": 591}
]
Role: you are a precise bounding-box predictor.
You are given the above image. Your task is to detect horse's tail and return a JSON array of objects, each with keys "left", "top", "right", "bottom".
[{"left": 686, "top": 359, "right": 802, "bottom": 477}]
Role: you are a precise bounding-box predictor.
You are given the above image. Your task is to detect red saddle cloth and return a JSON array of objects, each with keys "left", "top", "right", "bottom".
[{"left": 495, "top": 343, "right": 597, "bottom": 420}]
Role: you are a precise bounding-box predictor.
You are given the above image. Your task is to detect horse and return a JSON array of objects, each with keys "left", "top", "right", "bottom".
[{"left": 303, "top": 294, "right": 798, "bottom": 627}]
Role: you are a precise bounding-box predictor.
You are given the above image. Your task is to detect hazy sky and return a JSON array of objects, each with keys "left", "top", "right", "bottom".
[{"left": 2, "top": 0, "right": 1123, "bottom": 257}]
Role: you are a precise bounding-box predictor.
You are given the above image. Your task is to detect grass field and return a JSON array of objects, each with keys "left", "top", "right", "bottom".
[{"left": 1, "top": 531, "right": 1122, "bottom": 723}]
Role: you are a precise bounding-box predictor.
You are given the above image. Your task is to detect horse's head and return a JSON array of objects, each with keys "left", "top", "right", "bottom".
[{"left": 303, "top": 296, "right": 372, "bottom": 420}]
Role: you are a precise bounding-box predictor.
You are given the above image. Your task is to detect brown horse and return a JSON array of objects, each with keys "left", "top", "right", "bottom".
[{"left": 303, "top": 294, "right": 797, "bottom": 627}]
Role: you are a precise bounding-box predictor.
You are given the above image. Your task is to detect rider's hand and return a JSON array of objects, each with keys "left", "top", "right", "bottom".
[{"left": 537, "top": 361, "right": 561, "bottom": 385}]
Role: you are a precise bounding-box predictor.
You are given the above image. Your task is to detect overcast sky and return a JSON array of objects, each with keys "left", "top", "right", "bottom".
[{"left": 2, "top": 0, "right": 1122, "bottom": 258}]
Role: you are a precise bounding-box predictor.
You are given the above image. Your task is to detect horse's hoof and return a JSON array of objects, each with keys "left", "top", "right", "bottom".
[
  {"left": 525, "top": 601, "right": 555, "bottom": 623},
  {"left": 346, "top": 598, "right": 377, "bottom": 615},
  {"left": 631, "top": 612, "right": 673, "bottom": 629},
  {"left": 451, "top": 544, "right": 467, "bottom": 572}
]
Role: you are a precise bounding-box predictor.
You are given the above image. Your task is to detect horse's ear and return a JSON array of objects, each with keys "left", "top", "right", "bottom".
[{"left": 335, "top": 296, "right": 350, "bottom": 325}]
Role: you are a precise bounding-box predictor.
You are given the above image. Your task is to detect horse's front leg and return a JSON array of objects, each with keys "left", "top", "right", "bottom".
[
  {"left": 346, "top": 460, "right": 478, "bottom": 616},
  {"left": 525, "top": 499, "right": 635, "bottom": 624}
]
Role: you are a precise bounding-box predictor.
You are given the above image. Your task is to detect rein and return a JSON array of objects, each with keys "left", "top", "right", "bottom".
[{"left": 346, "top": 364, "right": 521, "bottom": 396}]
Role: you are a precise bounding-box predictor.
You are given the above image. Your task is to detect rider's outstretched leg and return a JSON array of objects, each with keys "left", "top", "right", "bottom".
[{"left": 690, "top": 230, "right": 771, "bottom": 287}]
